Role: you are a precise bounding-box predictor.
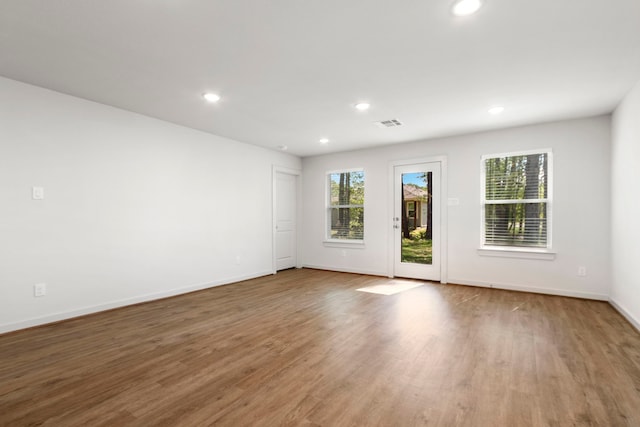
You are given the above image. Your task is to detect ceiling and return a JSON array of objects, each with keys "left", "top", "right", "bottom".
[{"left": 1, "top": 1, "right": 640, "bottom": 157}]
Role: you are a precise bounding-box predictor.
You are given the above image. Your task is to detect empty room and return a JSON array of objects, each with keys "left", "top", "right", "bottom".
[{"left": 2, "top": 0, "right": 640, "bottom": 425}]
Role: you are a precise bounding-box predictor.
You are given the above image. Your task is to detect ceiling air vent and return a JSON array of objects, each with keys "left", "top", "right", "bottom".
[{"left": 375, "top": 119, "right": 403, "bottom": 128}]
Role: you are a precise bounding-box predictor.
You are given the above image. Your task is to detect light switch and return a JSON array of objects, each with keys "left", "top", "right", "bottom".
[
  {"left": 34, "top": 283, "right": 47, "bottom": 297},
  {"left": 32, "top": 186, "right": 44, "bottom": 200}
]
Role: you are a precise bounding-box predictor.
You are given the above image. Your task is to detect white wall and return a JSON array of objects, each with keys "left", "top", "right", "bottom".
[
  {"left": 302, "top": 116, "right": 611, "bottom": 299},
  {"left": 0, "top": 76, "right": 300, "bottom": 333},
  {"left": 611, "top": 79, "right": 640, "bottom": 329}
]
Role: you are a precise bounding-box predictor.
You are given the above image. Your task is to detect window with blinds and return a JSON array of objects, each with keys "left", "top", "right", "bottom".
[
  {"left": 482, "top": 151, "right": 552, "bottom": 248},
  {"left": 327, "top": 170, "right": 364, "bottom": 241}
]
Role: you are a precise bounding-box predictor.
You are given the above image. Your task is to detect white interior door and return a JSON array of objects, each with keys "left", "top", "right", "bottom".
[
  {"left": 394, "top": 162, "right": 441, "bottom": 281},
  {"left": 275, "top": 171, "right": 297, "bottom": 271}
]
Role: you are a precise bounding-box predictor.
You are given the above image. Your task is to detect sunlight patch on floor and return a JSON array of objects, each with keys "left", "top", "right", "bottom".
[{"left": 356, "top": 280, "right": 423, "bottom": 295}]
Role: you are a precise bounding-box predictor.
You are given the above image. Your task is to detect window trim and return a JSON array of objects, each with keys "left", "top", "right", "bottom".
[
  {"left": 325, "top": 168, "right": 365, "bottom": 244},
  {"left": 480, "top": 149, "right": 553, "bottom": 254}
]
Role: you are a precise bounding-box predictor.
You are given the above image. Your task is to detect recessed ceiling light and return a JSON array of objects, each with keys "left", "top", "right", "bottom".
[
  {"left": 203, "top": 93, "right": 221, "bottom": 103},
  {"left": 319, "top": 138, "right": 330, "bottom": 144},
  {"left": 452, "top": 0, "right": 483, "bottom": 16},
  {"left": 278, "top": 145, "right": 288, "bottom": 151},
  {"left": 488, "top": 106, "right": 505, "bottom": 115},
  {"left": 354, "top": 102, "right": 371, "bottom": 111}
]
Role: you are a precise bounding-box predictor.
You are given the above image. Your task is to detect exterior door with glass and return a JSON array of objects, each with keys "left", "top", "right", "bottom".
[{"left": 393, "top": 162, "right": 441, "bottom": 281}]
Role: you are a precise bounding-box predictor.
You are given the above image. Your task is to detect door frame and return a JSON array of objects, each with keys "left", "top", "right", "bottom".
[
  {"left": 272, "top": 166, "right": 302, "bottom": 274},
  {"left": 387, "top": 156, "right": 448, "bottom": 283}
]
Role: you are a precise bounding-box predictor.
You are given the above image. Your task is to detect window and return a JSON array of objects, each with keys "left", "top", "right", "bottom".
[
  {"left": 482, "top": 150, "right": 552, "bottom": 249},
  {"left": 407, "top": 201, "right": 416, "bottom": 218},
  {"left": 327, "top": 170, "right": 364, "bottom": 241}
]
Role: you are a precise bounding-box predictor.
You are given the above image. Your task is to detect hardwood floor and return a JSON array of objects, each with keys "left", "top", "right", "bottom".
[{"left": 1, "top": 269, "right": 640, "bottom": 426}]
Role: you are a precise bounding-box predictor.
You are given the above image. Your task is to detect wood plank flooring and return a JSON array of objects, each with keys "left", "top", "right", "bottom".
[{"left": 1, "top": 268, "right": 640, "bottom": 426}]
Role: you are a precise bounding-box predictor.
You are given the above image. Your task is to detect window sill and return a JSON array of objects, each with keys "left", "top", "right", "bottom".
[
  {"left": 323, "top": 240, "right": 365, "bottom": 248},
  {"left": 478, "top": 247, "right": 556, "bottom": 260}
]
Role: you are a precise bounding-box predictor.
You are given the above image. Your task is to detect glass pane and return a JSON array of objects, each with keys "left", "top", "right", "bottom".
[
  {"left": 485, "top": 202, "right": 547, "bottom": 247},
  {"left": 329, "top": 207, "right": 364, "bottom": 240},
  {"left": 485, "top": 153, "right": 547, "bottom": 201},
  {"left": 401, "top": 172, "right": 432, "bottom": 264},
  {"left": 328, "top": 170, "right": 365, "bottom": 240},
  {"left": 329, "top": 171, "right": 365, "bottom": 206}
]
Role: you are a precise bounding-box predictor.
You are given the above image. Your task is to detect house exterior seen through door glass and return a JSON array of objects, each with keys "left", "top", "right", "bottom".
[{"left": 394, "top": 162, "right": 441, "bottom": 281}]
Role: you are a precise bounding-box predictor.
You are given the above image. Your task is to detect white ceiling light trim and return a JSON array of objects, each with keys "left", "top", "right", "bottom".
[
  {"left": 452, "top": 0, "right": 483, "bottom": 17},
  {"left": 354, "top": 102, "right": 371, "bottom": 111},
  {"left": 488, "top": 105, "right": 505, "bottom": 115},
  {"left": 203, "top": 93, "right": 221, "bottom": 103},
  {"left": 319, "top": 138, "right": 330, "bottom": 144}
]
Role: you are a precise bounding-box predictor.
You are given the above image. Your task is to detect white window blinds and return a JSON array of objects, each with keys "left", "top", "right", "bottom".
[
  {"left": 327, "top": 170, "right": 364, "bottom": 241},
  {"left": 482, "top": 151, "right": 551, "bottom": 248}
]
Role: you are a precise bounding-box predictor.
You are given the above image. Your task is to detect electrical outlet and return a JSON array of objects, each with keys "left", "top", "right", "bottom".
[
  {"left": 578, "top": 266, "right": 587, "bottom": 277},
  {"left": 235, "top": 256, "right": 241, "bottom": 265},
  {"left": 34, "top": 283, "right": 47, "bottom": 297},
  {"left": 32, "top": 186, "right": 45, "bottom": 200}
]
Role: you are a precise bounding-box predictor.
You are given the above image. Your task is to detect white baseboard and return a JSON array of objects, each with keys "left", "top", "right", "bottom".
[
  {"left": 608, "top": 298, "right": 640, "bottom": 332},
  {"left": 447, "top": 278, "right": 609, "bottom": 301},
  {"left": 0, "top": 270, "right": 272, "bottom": 335},
  {"left": 302, "top": 264, "right": 387, "bottom": 277}
]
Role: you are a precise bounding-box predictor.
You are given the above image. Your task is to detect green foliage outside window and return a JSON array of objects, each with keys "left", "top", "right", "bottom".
[
  {"left": 328, "top": 171, "right": 364, "bottom": 240},
  {"left": 484, "top": 152, "right": 549, "bottom": 247}
]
